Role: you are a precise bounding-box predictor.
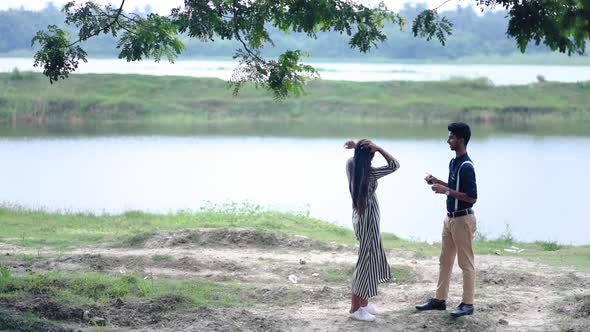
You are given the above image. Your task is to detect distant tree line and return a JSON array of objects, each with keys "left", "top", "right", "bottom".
[{"left": 0, "top": 3, "right": 549, "bottom": 59}]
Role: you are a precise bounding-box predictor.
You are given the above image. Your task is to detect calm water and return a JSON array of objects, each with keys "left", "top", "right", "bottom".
[
  {"left": 3, "top": 57, "right": 590, "bottom": 84},
  {"left": 1, "top": 133, "right": 589, "bottom": 245}
]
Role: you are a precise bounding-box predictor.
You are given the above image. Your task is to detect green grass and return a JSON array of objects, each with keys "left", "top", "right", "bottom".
[
  {"left": 1, "top": 72, "right": 589, "bottom": 129},
  {"left": 0, "top": 267, "right": 252, "bottom": 308},
  {"left": 0, "top": 204, "right": 355, "bottom": 249},
  {"left": 1, "top": 205, "right": 589, "bottom": 271}
]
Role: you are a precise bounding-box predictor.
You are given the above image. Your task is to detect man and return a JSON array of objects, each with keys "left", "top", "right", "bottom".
[{"left": 416, "top": 122, "right": 478, "bottom": 318}]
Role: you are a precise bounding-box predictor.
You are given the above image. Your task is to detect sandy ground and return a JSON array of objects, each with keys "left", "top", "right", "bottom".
[{"left": 1, "top": 228, "right": 589, "bottom": 331}]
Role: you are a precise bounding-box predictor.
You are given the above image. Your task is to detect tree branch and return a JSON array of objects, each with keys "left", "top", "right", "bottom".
[
  {"left": 433, "top": 0, "right": 452, "bottom": 12},
  {"left": 231, "top": 1, "right": 266, "bottom": 64},
  {"left": 66, "top": 0, "right": 126, "bottom": 47},
  {"left": 115, "top": 20, "right": 135, "bottom": 35}
]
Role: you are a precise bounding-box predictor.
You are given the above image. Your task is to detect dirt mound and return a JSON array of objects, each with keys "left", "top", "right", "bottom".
[
  {"left": 555, "top": 295, "right": 590, "bottom": 320},
  {"left": 391, "top": 311, "right": 495, "bottom": 332},
  {"left": 0, "top": 306, "right": 73, "bottom": 332},
  {"left": 554, "top": 272, "right": 590, "bottom": 289},
  {"left": 170, "top": 307, "right": 287, "bottom": 332},
  {"left": 96, "top": 302, "right": 286, "bottom": 331},
  {"left": 159, "top": 255, "right": 207, "bottom": 272},
  {"left": 28, "top": 298, "right": 84, "bottom": 321},
  {"left": 134, "top": 228, "right": 329, "bottom": 250},
  {"left": 478, "top": 268, "right": 545, "bottom": 287},
  {"left": 99, "top": 294, "right": 191, "bottom": 327},
  {"left": 0, "top": 293, "right": 192, "bottom": 329},
  {"left": 0, "top": 297, "right": 85, "bottom": 322},
  {"left": 64, "top": 254, "right": 147, "bottom": 271},
  {"left": 553, "top": 294, "right": 590, "bottom": 331},
  {"left": 478, "top": 298, "right": 523, "bottom": 313},
  {"left": 479, "top": 269, "right": 590, "bottom": 291},
  {"left": 0, "top": 296, "right": 86, "bottom": 331},
  {"left": 248, "top": 285, "right": 349, "bottom": 307}
]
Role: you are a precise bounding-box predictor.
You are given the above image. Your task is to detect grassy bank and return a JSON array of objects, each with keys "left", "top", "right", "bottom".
[
  {"left": 1, "top": 72, "right": 590, "bottom": 126},
  {"left": 1, "top": 206, "right": 588, "bottom": 271}
]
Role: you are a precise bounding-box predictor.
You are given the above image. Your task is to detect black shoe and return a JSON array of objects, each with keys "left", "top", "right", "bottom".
[
  {"left": 450, "top": 303, "right": 474, "bottom": 318},
  {"left": 415, "top": 298, "right": 446, "bottom": 311}
]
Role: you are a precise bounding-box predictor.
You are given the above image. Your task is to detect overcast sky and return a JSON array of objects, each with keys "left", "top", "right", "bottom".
[{"left": 0, "top": 0, "right": 467, "bottom": 13}]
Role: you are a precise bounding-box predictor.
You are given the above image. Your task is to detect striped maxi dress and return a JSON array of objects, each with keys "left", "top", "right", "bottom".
[{"left": 346, "top": 157, "right": 400, "bottom": 299}]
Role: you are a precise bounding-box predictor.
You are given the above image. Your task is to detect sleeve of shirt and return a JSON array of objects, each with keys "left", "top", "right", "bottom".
[
  {"left": 370, "top": 158, "right": 400, "bottom": 180},
  {"left": 460, "top": 165, "right": 477, "bottom": 199}
]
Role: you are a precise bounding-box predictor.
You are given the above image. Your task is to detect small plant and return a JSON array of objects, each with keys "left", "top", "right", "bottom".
[
  {"left": 9, "top": 67, "right": 33, "bottom": 81},
  {"left": 499, "top": 223, "right": 514, "bottom": 245},
  {"left": 120, "top": 232, "right": 152, "bottom": 247},
  {"left": 10, "top": 67, "right": 23, "bottom": 80},
  {"left": 475, "top": 229, "right": 488, "bottom": 242},
  {"left": 536, "top": 240, "right": 562, "bottom": 251},
  {"left": 138, "top": 275, "right": 154, "bottom": 297}
]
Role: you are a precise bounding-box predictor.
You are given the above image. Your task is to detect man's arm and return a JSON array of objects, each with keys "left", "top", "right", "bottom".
[{"left": 431, "top": 184, "right": 477, "bottom": 204}]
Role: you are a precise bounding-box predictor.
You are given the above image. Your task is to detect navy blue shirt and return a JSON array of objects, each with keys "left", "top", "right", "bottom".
[{"left": 446, "top": 153, "right": 477, "bottom": 212}]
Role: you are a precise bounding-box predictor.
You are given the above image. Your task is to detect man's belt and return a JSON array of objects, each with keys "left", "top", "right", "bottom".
[{"left": 447, "top": 208, "right": 474, "bottom": 218}]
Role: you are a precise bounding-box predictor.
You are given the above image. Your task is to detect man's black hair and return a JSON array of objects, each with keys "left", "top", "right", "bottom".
[{"left": 448, "top": 122, "right": 471, "bottom": 146}]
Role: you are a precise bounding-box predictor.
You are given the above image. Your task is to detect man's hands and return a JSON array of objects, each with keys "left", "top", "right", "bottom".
[
  {"left": 431, "top": 184, "right": 450, "bottom": 194},
  {"left": 425, "top": 174, "right": 449, "bottom": 195},
  {"left": 424, "top": 173, "right": 439, "bottom": 185}
]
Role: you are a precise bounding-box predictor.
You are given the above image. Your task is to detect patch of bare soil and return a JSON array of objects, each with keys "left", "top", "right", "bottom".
[
  {"left": 1, "top": 229, "right": 589, "bottom": 331},
  {"left": 126, "top": 227, "right": 340, "bottom": 250},
  {"left": 140, "top": 307, "right": 290, "bottom": 332},
  {"left": 553, "top": 294, "right": 590, "bottom": 331}
]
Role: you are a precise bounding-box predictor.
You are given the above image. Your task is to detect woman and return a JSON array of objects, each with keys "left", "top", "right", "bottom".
[{"left": 344, "top": 139, "right": 400, "bottom": 321}]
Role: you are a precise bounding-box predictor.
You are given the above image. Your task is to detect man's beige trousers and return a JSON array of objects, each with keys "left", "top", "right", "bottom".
[{"left": 435, "top": 214, "right": 477, "bottom": 304}]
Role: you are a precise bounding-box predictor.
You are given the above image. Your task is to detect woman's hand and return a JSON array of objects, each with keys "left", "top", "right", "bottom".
[{"left": 343, "top": 140, "right": 356, "bottom": 149}]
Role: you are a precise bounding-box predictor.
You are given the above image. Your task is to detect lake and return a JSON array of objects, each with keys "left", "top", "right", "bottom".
[
  {"left": 1, "top": 128, "right": 589, "bottom": 245},
  {"left": 3, "top": 57, "right": 590, "bottom": 85}
]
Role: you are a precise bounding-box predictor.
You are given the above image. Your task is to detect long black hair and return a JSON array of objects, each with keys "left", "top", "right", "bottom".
[{"left": 350, "top": 139, "right": 374, "bottom": 215}]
